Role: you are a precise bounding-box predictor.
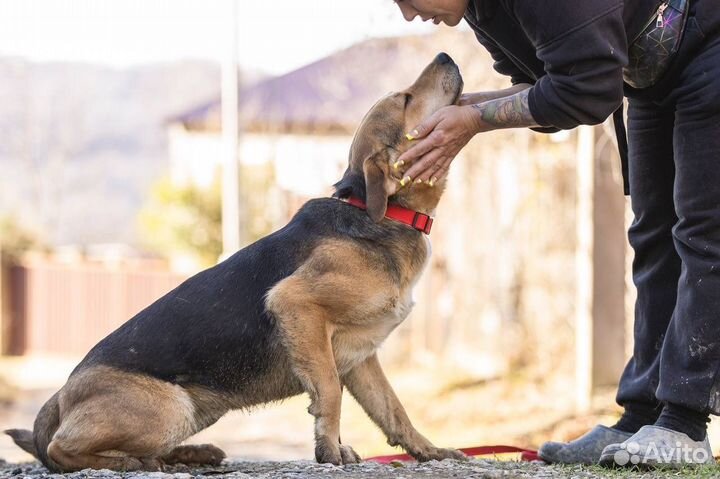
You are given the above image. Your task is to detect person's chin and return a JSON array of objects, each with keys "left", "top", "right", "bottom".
[{"left": 441, "top": 16, "right": 462, "bottom": 26}]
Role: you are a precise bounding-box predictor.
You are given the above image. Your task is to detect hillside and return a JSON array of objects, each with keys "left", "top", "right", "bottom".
[{"left": 0, "top": 58, "right": 226, "bottom": 246}]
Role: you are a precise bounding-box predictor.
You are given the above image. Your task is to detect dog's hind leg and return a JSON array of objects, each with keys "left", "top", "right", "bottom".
[
  {"left": 46, "top": 442, "right": 161, "bottom": 472},
  {"left": 160, "top": 444, "right": 226, "bottom": 466},
  {"left": 47, "top": 366, "right": 200, "bottom": 472}
]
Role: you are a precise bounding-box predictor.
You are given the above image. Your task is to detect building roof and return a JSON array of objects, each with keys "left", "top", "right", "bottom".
[{"left": 172, "top": 28, "right": 504, "bottom": 135}]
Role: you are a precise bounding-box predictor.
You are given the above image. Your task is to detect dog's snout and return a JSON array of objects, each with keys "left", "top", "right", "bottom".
[{"left": 434, "top": 52, "right": 454, "bottom": 66}]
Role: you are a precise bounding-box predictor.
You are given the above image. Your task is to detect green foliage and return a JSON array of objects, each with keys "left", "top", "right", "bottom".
[
  {"left": 240, "top": 164, "right": 279, "bottom": 244},
  {"left": 138, "top": 176, "right": 222, "bottom": 268},
  {"left": 0, "top": 216, "right": 45, "bottom": 262}
]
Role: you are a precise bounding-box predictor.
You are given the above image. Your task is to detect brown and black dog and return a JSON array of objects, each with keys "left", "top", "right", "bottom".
[{"left": 6, "top": 52, "right": 466, "bottom": 472}]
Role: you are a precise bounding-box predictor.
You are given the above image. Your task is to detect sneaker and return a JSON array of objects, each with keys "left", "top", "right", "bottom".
[
  {"left": 599, "top": 425, "right": 715, "bottom": 468},
  {"left": 538, "top": 425, "right": 633, "bottom": 464}
]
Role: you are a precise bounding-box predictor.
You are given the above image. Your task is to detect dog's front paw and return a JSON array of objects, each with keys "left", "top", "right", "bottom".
[
  {"left": 413, "top": 447, "right": 467, "bottom": 462},
  {"left": 315, "top": 436, "right": 362, "bottom": 465},
  {"left": 339, "top": 444, "right": 362, "bottom": 464},
  {"left": 315, "top": 436, "right": 342, "bottom": 465}
]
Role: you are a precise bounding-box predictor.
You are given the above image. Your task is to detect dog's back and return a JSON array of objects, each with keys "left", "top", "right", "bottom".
[{"left": 74, "top": 198, "right": 357, "bottom": 395}]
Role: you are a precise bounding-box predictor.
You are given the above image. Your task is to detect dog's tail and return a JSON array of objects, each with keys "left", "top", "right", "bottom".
[{"left": 4, "top": 392, "right": 62, "bottom": 471}]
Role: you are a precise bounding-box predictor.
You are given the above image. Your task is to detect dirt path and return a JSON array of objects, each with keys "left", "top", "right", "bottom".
[
  {"left": 0, "top": 460, "right": 676, "bottom": 479},
  {"left": 4, "top": 459, "right": 720, "bottom": 479},
  {"left": 3, "top": 359, "right": 720, "bottom": 478}
]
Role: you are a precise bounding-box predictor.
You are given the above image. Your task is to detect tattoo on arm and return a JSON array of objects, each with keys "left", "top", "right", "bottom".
[
  {"left": 460, "top": 83, "right": 532, "bottom": 105},
  {"left": 471, "top": 89, "right": 539, "bottom": 130}
]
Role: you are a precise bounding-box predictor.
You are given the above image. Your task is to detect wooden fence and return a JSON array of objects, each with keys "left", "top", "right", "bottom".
[{"left": 1, "top": 258, "right": 186, "bottom": 357}]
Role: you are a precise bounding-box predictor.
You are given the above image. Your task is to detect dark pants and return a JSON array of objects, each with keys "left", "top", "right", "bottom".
[{"left": 617, "top": 26, "right": 720, "bottom": 415}]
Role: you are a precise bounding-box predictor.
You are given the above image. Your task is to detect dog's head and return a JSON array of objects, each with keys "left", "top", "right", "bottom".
[{"left": 333, "top": 52, "right": 464, "bottom": 222}]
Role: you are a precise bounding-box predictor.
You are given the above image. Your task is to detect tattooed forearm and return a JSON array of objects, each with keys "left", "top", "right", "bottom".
[
  {"left": 470, "top": 88, "right": 539, "bottom": 130},
  {"left": 459, "top": 83, "right": 532, "bottom": 106}
]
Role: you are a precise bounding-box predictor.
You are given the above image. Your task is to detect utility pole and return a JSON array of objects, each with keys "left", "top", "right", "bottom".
[
  {"left": 575, "top": 124, "right": 595, "bottom": 413},
  {"left": 220, "top": 0, "right": 242, "bottom": 260},
  {"left": 575, "top": 123, "right": 628, "bottom": 412}
]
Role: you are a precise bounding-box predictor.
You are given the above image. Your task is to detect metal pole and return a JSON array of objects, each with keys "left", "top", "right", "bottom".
[{"left": 220, "top": 0, "right": 241, "bottom": 259}]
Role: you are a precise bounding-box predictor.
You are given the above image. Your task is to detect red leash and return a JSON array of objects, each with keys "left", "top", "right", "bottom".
[{"left": 365, "top": 445, "right": 540, "bottom": 463}]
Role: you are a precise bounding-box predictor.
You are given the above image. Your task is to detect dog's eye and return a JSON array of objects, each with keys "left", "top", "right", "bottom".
[{"left": 404, "top": 94, "right": 412, "bottom": 108}]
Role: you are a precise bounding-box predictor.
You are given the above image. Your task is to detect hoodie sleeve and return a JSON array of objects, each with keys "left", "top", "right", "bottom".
[
  {"left": 473, "top": 31, "right": 535, "bottom": 86},
  {"left": 472, "top": 30, "right": 561, "bottom": 134},
  {"left": 516, "top": 0, "right": 628, "bottom": 129}
]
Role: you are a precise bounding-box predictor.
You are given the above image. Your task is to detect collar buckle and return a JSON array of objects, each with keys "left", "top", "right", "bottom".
[{"left": 411, "top": 212, "right": 433, "bottom": 235}]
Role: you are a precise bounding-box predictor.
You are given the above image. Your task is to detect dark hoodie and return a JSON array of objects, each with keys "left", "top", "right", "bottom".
[{"left": 464, "top": 0, "right": 720, "bottom": 130}]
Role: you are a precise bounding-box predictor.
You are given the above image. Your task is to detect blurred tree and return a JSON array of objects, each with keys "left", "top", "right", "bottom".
[
  {"left": 0, "top": 215, "right": 46, "bottom": 262},
  {"left": 240, "top": 164, "right": 281, "bottom": 244},
  {"left": 138, "top": 177, "right": 222, "bottom": 268}
]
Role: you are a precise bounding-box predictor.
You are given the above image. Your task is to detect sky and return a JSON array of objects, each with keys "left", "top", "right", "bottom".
[{"left": 0, "top": 0, "right": 437, "bottom": 75}]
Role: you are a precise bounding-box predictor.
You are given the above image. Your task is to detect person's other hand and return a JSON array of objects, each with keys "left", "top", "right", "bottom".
[{"left": 396, "top": 105, "right": 484, "bottom": 185}]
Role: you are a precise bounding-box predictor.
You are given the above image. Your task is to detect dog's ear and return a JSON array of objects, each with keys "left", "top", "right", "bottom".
[{"left": 363, "top": 150, "right": 390, "bottom": 222}]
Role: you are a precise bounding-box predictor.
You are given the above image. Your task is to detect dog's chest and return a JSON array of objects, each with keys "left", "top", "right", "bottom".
[
  {"left": 332, "top": 238, "right": 430, "bottom": 375},
  {"left": 332, "top": 292, "right": 415, "bottom": 375}
]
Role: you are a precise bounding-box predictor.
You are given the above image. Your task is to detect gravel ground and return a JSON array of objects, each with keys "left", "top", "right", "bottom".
[{"left": 2, "top": 459, "right": 720, "bottom": 479}]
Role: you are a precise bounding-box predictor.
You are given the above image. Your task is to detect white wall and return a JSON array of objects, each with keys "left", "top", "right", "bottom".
[{"left": 167, "top": 125, "right": 350, "bottom": 197}]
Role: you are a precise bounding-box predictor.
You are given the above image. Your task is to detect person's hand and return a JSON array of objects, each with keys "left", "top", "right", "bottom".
[{"left": 395, "top": 105, "right": 484, "bottom": 186}]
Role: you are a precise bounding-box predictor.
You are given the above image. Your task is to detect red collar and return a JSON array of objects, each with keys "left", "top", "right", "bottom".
[{"left": 345, "top": 196, "right": 434, "bottom": 235}]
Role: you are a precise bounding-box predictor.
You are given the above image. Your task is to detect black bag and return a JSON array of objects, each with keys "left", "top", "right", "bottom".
[
  {"left": 615, "top": 0, "right": 690, "bottom": 196},
  {"left": 623, "top": 0, "right": 690, "bottom": 89}
]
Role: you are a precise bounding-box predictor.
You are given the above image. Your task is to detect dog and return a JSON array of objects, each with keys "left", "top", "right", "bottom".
[{"left": 5, "top": 52, "right": 466, "bottom": 472}]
